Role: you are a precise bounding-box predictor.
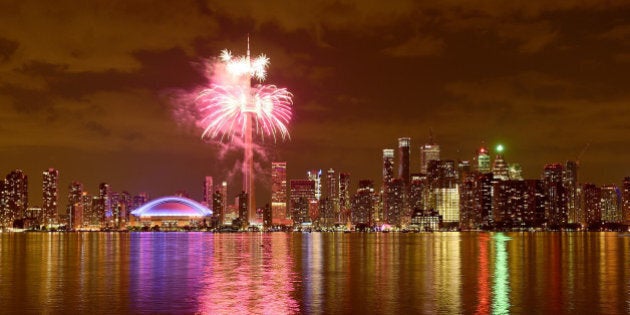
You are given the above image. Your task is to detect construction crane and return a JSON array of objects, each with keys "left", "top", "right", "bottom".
[{"left": 576, "top": 142, "right": 590, "bottom": 166}]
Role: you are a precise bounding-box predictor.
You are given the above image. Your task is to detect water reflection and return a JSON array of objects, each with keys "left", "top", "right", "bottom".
[
  {"left": 492, "top": 233, "right": 510, "bottom": 315},
  {"left": 0, "top": 232, "right": 628, "bottom": 314}
]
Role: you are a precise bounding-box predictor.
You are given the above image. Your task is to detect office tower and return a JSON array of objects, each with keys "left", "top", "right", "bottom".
[
  {"left": 262, "top": 204, "right": 272, "bottom": 229},
  {"left": 203, "top": 176, "right": 214, "bottom": 206},
  {"left": 42, "top": 168, "right": 59, "bottom": 226},
  {"left": 382, "top": 149, "right": 395, "bottom": 185},
  {"left": 307, "top": 170, "right": 322, "bottom": 200},
  {"left": 290, "top": 179, "right": 316, "bottom": 227},
  {"left": 623, "top": 177, "right": 630, "bottom": 225},
  {"left": 581, "top": 183, "right": 601, "bottom": 226},
  {"left": 420, "top": 135, "right": 440, "bottom": 174},
  {"left": 93, "top": 183, "right": 110, "bottom": 226},
  {"left": 492, "top": 154, "right": 509, "bottom": 181},
  {"left": 352, "top": 180, "right": 374, "bottom": 226},
  {"left": 427, "top": 160, "right": 459, "bottom": 224},
  {"left": 325, "top": 168, "right": 339, "bottom": 219},
  {"left": 2, "top": 170, "right": 28, "bottom": 228},
  {"left": 564, "top": 161, "right": 579, "bottom": 224},
  {"left": 491, "top": 180, "right": 543, "bottom": 228},
  {"left": 409, "top": 173, "right": 427, "bottom": 214},
  {"left": 459, "top": 172, "right": 478, "bottom": 230},
  {"left": 477, "top": 146, "right": 491, "bottom": 173},
  {"left": 543, "top": 164, "right": 568, "bottom": 227},
  {"left": 509, "top": 164, "right": 523, "bottom": 180},
  {"left": 67, "top": 181, "right": 83, "bottom": 229},
  {"left": 384, "top": 178, "right": 405, "bottom": 226},
  {"left": 398, "top": 137, "right": 411, "bottom": 185},
  {"left": 458, "top": 160, "right": 471, "bottom": 182},
  {"left": 213, "top": 189, "right": 224, "bottom": 226},
  {"left": 271, "top": 162, "right": 288, "bottom": 225},
  {"left": 339, "top": 172, "right": 351, "bottom": 223},
  {"left": 600, "top": 185, "right": 621, "bottom": 223},
  {"left": 237, "top": 191, "right": 248, "bottom": 227}
]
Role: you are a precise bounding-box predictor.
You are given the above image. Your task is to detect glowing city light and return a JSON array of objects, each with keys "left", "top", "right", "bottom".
[{"left": 496, "top": 144, "right": 504, "bottom": 153}]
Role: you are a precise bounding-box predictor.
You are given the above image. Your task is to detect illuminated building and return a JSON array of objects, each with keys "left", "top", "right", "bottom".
[
  {"left": 339, "top": 172, "right": 351, "bottom": 223},
  {"left": 600, "top": 185, "right": 621, "bottom": 223},
  {"left": 203, "top": 176, "right": 213, "bottom": 206},
  {"left": 290, "top": 179, "right": 316, "bottom": 228},
  {"left": 351, "top": 180, "right": 374, "bottom": 226},
  {"left": 99, "top": 182, "right": 111, "bottom": 219},
  {"left": 212, "top": 189, "right": 224, "bottom": 226},
  {"left": 410, "top": 209, "right": 441, "bottom": 231},
  {"left": 491, "top": 146, "right": 509, "bottom": 181},
  {"left": 216, "top": 181, "right": 228, "bottom": 219},
  {"left": 459, "top": 172, "right": 495, "bottom": 229},
  {"left": 543, "top": 163, "right": 568, "bottom": 227},
  {"left": 237, "top": 191, "right": 248, "bottom": 227},
  {"left": 398, "top": 137, "right": 411, "bottom": 185},
  {"left": 110, "top": 191, "right": 131, "bottom": 229},
  {"left": 563, "top": 161, "right": 579, "bottom": 224},
  {"left": 581, "top": 183, "right": 601, "bottom": 226},
  {"left": 325, "top": 168, "right": 339, "bottom": 221},
  {"left": 132, "top": 193, "right": 148, "bottom": 211},
  {"left": 262, "top": 203, "right": 272, "bottom": 229},
  {"left": 477, "top": 146, "right": 491, "bottom": 173},
  {"left": 623, "top": 177, "right": 630, "bottom": 225},
  {"left": 428, "top": 160, "right": 459, "bottom": 224},
  {"left": 492, "top": 180, "right": 543, "bottom": 228},
  {"left": 384, "top": 178, "right": 405, "bottom": 227},
  {"left": 307, "top": 170, "right": 322, "bottom": 200},
  {"left": 382, "top": 149, "right": 394, "bottom": 186},
  {"left": 318, "top": 197, "right": 335, "bottom": 228},
  {"left": 271, "top": 162, "right": 288, "bottom": 225},
  {"left": 420, "top": 134, "right": 440, "bottom": 174},
  {"left": 42, "top": 168, "right": 59, "bottom": 227},
  {"left": 129, "top": 196, "right": 212, "bottom": 228},
  {"left": 409, "top": 173, "right": 427, "bottom": 213},
  {"left": 508, "top": 164, "right": 523, "bottom": 180},
  {"left": 2, "top": 170, "right": 28, "bottom": 228},
  {"left": 67, "top": 181, "right": 83, "bottom": 229}
]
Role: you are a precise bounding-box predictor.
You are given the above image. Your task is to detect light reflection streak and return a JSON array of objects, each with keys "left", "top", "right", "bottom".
[
  {"left": 492, "top": 233, "right": 510, "bottom": 315},
  {"left": 475, "top": 233, "right": 490, "bottom": 315}
]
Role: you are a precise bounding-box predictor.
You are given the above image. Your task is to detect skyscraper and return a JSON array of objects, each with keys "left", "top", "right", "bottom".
[
  {"left": 600, "top": 185, "right": 621, "bottom": 223},
  {"left": 543, "top": 164, "right": 567, "bottom": 227},
  {"left": 382, "top": 149, "right": 394, "bottom": 185},
  {"left": 384, "top": 178, "right": 405, "bottom": 226},
  {"left": 398, "top": 137, "right": 411, "bottom": 185},
  {"left": 3, "top": 170, "right": 28, "bottom": 228},
  {"left": 271, "top": 162, "right": 288, "bottom": 225},
  {"left": 290, "top": 179, "right": 316, "bottom": 227},
  {"left": 212, "top": 189, "right": 224, "bottom": 226},
  {"left": 563, "top": 161, "right": 579, "bottom": 224},
  {"left": 325, "top": 168, "right": 339, "bottom": 216},
  {"left": 581, "top": 183, "right": 601, "bottom": 226},
  {"left": 307, "top": 170, "right": 322, "bottom": 200},
  {"left": 339, "top": 172, "right": 351, "bottom": 224},
  {"left": 477, "top": 146, "right": 491, "bottom": 173},
  {"left": 203, "top": 176, "right": 214, "bottom": 206},
  {"left": 42, "top": 168, "right": 59, "bottom": 227},
  {"left": 428, "top": 160, "right": 459, "bottom": 225},
  {"left": 67, "top": 181, "right": 83, "bottom": 229},
  {"left": 491, "top": 146, "right": 509, "bottom": 181},
  {"left": 420, "top": 136, "right": 440, "bottom": 174},
  {"left": 352, "top": 180, "right": 375, "bottom": 226}
]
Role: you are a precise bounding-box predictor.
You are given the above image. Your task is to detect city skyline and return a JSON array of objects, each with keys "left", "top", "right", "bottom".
[{"left": 1, "top": 1, "right": 629, "bottom": 205}]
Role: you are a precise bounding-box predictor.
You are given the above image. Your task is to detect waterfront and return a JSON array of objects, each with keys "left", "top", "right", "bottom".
[{"left": 0, "top": 232, "right": 628, "bottom": 314}]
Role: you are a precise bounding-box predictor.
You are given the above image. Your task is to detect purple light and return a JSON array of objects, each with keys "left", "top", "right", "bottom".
[{"left": 131, "top": 196, "right": 212, "bottom": 217}]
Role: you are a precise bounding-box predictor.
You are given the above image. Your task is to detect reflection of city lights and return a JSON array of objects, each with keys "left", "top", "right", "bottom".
[{"left": 492, "top": 233, "right": 511, "bottom": 315}]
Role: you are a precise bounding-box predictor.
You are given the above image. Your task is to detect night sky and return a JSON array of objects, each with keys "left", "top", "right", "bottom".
[{"left": 1, "top": 1, "right": 629, "bottom": 209}]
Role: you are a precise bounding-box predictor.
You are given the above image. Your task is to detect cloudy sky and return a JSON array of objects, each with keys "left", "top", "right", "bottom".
[{"left": 1, "top": 0, "right": 629, "bottom": 208}]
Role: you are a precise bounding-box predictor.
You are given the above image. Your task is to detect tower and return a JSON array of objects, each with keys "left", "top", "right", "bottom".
[
  {"left": 42, "top": 168, "right": 59, "bottom": 227},
  {"left": 339, "top": 172, "right": 351, "bottom": 224},
  {"left": 543, "top": 164, "right": 567, "bottom": 227},
  {"left": 203, "top": 176, "right": 214, "bottom": 206},
  {"left": 420, "top": 135, "right": 440, "bottom": 174},
  {"left": 271, "top": 162, "right": 288, "bottom": 225},
  {"left": 67, "top": 181, "right": 83, "bottom": 229},
  {"left": 477, "top": 146, "right": 491, "bottom": 173},
  {"left": 382, "top": 149, "right": 394, "bottom": 186},
  {"left": 623, "top": 177, "right": 630, "bottom": 225},
  {"left": 398, "top": 137, "right": 411, "bottom": 185},
  {"left": 563, "top": 161, "right": 579, "bottom": 224}
]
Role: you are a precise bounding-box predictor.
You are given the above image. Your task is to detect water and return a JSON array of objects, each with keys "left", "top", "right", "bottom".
[{"left": 0, "top": 232, "right": 628, "bottom": 314}]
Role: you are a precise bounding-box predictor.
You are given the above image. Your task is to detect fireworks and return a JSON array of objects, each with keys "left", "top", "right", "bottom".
[
  {"left": 196, "top": 45, "right": 293, "bottom": 142},
  {"left": 193, "top": 38, "right": 293, "bottom": 226}
]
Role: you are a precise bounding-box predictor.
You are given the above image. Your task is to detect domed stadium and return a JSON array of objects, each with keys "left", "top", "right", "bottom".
[{"left": 129, "top": 196, "right": 212, "bottom": 229}]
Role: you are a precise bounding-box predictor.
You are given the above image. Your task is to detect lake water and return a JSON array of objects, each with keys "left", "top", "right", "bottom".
[{"left": 0, "top": 232, "right": 628, "bottom": 314}]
